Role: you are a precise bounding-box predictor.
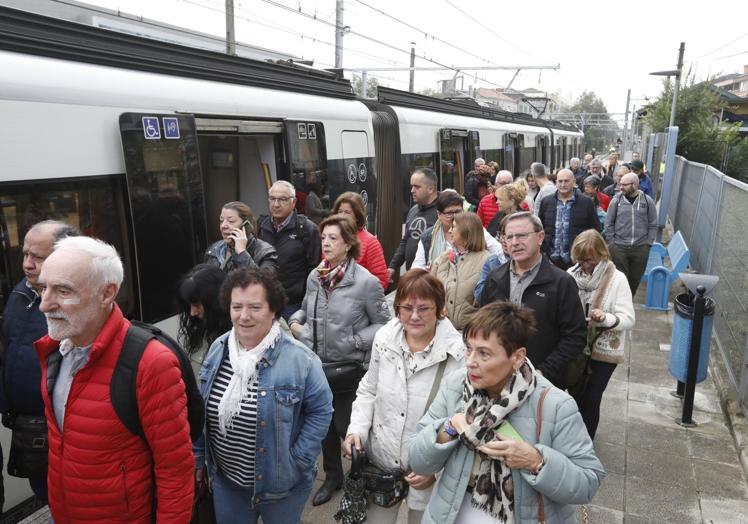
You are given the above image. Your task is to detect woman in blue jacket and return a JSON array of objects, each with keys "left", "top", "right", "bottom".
[
  {"left": 193, "top": 267, "right": 333, "bottom": 524},
  {"left": 409, "top": 302, "right": 604, "bottom": 524}
]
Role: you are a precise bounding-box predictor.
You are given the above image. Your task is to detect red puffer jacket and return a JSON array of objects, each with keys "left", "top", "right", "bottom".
[
  {"left": 35, "top": 305, "right": 193, "bottom": 524},
  {"left": 477, "top": 194, "right": 530, "bottom": 228},
  {"left": 357, "top": 229, "right": 389, "bottom": 290}
]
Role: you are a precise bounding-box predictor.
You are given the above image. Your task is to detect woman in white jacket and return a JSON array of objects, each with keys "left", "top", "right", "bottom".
[
  {"left": 343, "top": 268, "right": 465, "bottom": 524},
  {"left": 568, "top": 229, "right": 635, "bottom": 439}
]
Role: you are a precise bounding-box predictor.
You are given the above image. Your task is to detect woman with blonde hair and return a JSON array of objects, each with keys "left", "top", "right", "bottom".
[
  {"left": 513, "top": 177, "right": 535, "bottom": 213},
  {"left": 430, "top": 212, "right": 489, "bottom": 330},
  {"left": 568, "top": 229, "right": 635, "bottom": 439},
  {"left": 486, "top": 184, "right": 524, "bottom": 238}
]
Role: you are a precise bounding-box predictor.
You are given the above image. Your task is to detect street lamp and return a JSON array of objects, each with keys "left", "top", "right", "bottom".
[{"left": 650, "top": 42, "right": 685, "bottom": 128}]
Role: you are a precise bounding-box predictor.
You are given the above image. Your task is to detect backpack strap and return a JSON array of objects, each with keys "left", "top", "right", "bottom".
[{"left": 111, "top": 325, "right": 153, "bottom": 439}]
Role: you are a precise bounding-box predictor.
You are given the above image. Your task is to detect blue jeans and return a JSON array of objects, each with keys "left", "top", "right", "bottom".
[{"left": 212, "top": 470, "right": 313, "bottom": 524}]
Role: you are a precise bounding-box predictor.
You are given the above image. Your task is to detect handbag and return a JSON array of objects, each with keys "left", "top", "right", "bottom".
[
  {"left": 190, "top": 469, "right": 216, "bottom": 524},
  {"left": 7, "top": 415, "right": 48, "bottom": 478},
  {"left": 323, "top": 360, "right": 365, "bottom": 394}
]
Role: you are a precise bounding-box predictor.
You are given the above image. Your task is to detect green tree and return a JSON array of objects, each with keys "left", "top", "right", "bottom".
[
  {"left": 566, "top": 91, "right": 618, "bottom": 153},
  {"left": 352, "top": 75, "right": 379, "bottom": 98},
  {"left": 416, "top": 88, "right": 445, "bottom": 99},
  {"left": 645, "top": 74, "right": 748, "bottom": 182}
]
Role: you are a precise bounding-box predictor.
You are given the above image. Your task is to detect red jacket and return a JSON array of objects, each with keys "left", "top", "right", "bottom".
[
  {"left": 357, "top": 229, "right": 389, "bottom": 290},
  {"left": 597, "top": 191, "right": 611, "bottom": 212},
  {"left": 36, "top": 305, "right": 193, "bottom": 523},
  {"left": 476, "top": 194, "right": 530, "bottom": 228}
]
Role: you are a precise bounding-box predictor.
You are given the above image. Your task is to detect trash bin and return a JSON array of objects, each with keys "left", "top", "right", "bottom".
[{"left": 668, "top": 293, "right": 715, "bottom": 383}]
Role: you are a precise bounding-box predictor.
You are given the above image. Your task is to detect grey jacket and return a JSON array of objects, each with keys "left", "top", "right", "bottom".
[
  {"left": 409, "top": 369, "right": 604, "bottom": 524},
  {"left": 604, "top": 191, "right": 657, "bottom": 247},
  {"left": 204, "top": 237, "right": 279, "bottom": 272},
  {"left": 289, "top": 259, "right": 391, "bottom": 365}
]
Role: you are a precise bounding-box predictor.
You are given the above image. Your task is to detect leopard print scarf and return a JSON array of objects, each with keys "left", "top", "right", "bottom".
[{"left": 459, "top": 359, "right": 537, "bottom": 522}]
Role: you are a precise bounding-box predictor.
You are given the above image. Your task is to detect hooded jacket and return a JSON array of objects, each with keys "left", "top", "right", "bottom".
[
  {"left": 289, "top": 260, "right": 391, "bottom": 365},
  {"left": 347, "top": 317, "right": 465, "bottom": 510},
  {"left": 389, "top": 201, "right": 438, "bottom": 271},
  {"left": 35, "top": 305, "right": 193, "bottom": 523},
  {"left": 604, "top": 191, "right": 657, "bottom": 247}
]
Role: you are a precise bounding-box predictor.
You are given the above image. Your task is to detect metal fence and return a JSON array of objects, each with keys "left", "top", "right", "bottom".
[{"left": 666, "top": 155, "right": 748, "bottom": 412}]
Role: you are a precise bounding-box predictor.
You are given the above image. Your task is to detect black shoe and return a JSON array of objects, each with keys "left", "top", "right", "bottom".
[{"left": 312, "top": 478, "right": 342, "bottom": 506}]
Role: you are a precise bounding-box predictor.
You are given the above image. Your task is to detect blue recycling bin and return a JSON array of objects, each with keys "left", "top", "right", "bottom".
[{"left": 668, "top": 293, "right": 715, "bottom": 383}]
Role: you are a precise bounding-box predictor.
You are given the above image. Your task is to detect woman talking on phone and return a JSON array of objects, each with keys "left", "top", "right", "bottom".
[
  {"left": 409, "top": 302, "right": 604, "bottom": 524},
  {"left": 205, "top": 201, "right": 279, "bottom": 273}
]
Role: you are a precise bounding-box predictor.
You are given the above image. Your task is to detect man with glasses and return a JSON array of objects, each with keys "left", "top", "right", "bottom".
[
  {"left": 412, "top": 190, "right": 502, "bottom": 269},
  {"left": 605, "top": 173, "right": 657, "bottom": 296},
  {"left": 537, "top": 169, "right": 600, "bottom": 270},
  {"left": 479, "top": 212, "right": 587, "bottom": 389},
  {"left": 257, "top": 180, "right": 321, "bottom": 319},
  {"left": 477, "top": 170, "right": 513, "bottom": 228},
  {"left": 587, "top": 159, "right": 613, "bottom": 190}
]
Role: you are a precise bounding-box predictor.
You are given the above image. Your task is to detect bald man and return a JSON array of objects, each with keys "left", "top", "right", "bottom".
[{"left": 604, "top": 173, "right": 657, "bottom": 295}]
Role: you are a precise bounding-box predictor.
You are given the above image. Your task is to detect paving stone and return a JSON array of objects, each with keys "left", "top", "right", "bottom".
[
  {"left": 700, "top": 495, "right": 748, "bottom": 524},
  {"left": 595, "top": 418, "right": 626, "bottom": 447},
  {"left": 626, "top": 418, "right": 690, "bottom": 456},
  {"left": 627, "top": 398, "right": 683, "bottom": 429},
  {"left": 687, "top": 431, "right": 741, "bottom": 465},
  {"left": 578, "top": 504, "right": 623, "bottom": 524},
  {"left": 692, "top": 458, "right": 748, "bottom": 500},
  {"left": 628, "top": 362, "right": 675, "bottom": 389},
  {"left": 626, "top": 447, "right": 696, "bottom": 489},
  {"left": 594, "top": 442, "right": 626, "bottom": 475},
  {"left": 627, "top": 382, "right": 722, "bottom": 415},
  {"left": 624, "top": 476, "right": 701, "bottom": 524},
  {"left": 590, "top": 471, "right": 624, "bottom": 511}
]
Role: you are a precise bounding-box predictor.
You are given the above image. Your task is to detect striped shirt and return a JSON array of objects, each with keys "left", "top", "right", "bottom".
[{"left": 206, "top": 355, "right": 259, "bottom": 487}]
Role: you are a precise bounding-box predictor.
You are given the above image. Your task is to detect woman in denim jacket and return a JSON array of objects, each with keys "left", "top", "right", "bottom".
[{"left": 193, "top": 268, "right": 333, "bottom": 524}]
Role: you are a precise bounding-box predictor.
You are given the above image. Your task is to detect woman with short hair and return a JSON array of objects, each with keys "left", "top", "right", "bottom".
[
  {"left": 568, "top": 229, "right": 635, "bottom": 439},
  {"left": 486, "top": 184, "right": 524, "bottom": 238},
  {"left": 343, "top": 269, "right": 465, "bottom": 524},
  {"left": 289, "top": 214, "right": 391, "bottom": 506},
  {"left": 205, "top": 201, "right": 279, "bottom": 273},
  {"left": 409, "top": 301, "right": 605, "bottom": 524},
  {"left": 430, "top": 212, "right": 489, "bottom": 330},
  {"left": 194, "top": 267, "right": 333, "bottom": 523},
  {"left": 331, "top": 192, "right": 388, "bottom": 290}
]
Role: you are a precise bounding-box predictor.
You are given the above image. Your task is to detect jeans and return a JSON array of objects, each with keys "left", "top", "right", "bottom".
[
  {"left": 574, "top": 360, "right": 617, "bottom": 439},
  {"left": 212, "top": 469, "right": 312, "bottom": 524},
  {"left": 321, "top": 390, "right": 356, "bottom": 482},
  {"left": 610, "top": 244, "right": 650, "bottom": 296}
]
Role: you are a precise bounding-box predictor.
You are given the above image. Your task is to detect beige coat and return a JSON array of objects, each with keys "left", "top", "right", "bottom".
[{"left": 430, "top": 250, "right": 490, "bottom": 330}]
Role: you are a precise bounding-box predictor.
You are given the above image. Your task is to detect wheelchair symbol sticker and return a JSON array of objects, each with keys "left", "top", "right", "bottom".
[
  {"left": 347, "top": 164, "right": 357, "bottom": 184},
  {"left": 298, "top": 123, "right": 307, "bottom": 140},
  {"left": 361, "top": 190, "right": 368, "bottom": 206},
  {"left": 163, "top": 117, "right": 180, "bottom": 139},
  {"left": 142, "top": 117, "right": 160, "bottom": 140},
  {"left": 358, "top": 163, "right": 367, "bottom": 182}
]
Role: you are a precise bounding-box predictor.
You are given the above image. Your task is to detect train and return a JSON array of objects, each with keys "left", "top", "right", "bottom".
[{"left": 0, "top": 5, "right": 583, "bottom": 513}]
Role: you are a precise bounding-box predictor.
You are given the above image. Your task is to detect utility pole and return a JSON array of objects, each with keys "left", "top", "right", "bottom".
[
  {"left": 409, "top": 42, "right": 416, "bottom": 93},
  {"left": 335, "top": 0, "right": 344, "bottom": 70},
  {"left": 670, "top": 42, "right": 686, "bottom": 128},
  {"left": 225, "top": 0, "right": 236, "bottom": 55},
  {"left": 622, "top": 88, "right": 631, "bottom": 159}
]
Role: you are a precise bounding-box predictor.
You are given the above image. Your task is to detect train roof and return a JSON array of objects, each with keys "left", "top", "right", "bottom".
[{"left": 0, "top": 5, "right": 355, "bottom": 100}]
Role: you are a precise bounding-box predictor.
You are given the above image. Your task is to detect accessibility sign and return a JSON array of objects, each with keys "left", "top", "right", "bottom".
[
  {"left": 298, "top": 123, "right": 307, "bottom": 140},
  {"left": 163, "top": 117, "right": 180, "bottom": 139},
  {"left": 142, "top": 117, "right": 160, "bottom": 140}
]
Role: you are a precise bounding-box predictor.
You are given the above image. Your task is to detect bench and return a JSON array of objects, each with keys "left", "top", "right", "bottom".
[{"left": 642, "top": 230, "right": 690, "bottom": 310}]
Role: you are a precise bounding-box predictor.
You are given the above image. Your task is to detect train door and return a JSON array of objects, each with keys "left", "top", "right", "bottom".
[
  {"left": 439, "top": 128, "right": 470, "bottom": 193},
  {"left": 504, "top": 133, "right": 516, "bottom": 179},
  {"left": 536, "top": 135, "right": 548, "bottom": 166}
]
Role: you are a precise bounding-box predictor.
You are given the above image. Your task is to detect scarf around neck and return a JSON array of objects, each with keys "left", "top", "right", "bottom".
[
  {"left": 316, "top": 257, "right": 350, "bottom": 293},
  {"left": 569, "top": 259, "right": 617, "bottom": 311},
  {"left": 459, "top": 358, "right": 537, "bottom": 522},
  {"left": 217, "top": 321, "right": 281, "bottom": 435}
]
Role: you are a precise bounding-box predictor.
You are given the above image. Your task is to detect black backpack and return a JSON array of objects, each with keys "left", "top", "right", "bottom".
[{"left": 110, "top": 321, "right": 204, "bottom": 443}]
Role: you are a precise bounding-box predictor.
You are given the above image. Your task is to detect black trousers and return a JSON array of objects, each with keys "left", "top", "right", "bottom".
[
  {"left": 574, "top": 360, "right": 617, "bottom": 440},
  {"left": 321, "top": 390, "right": 356, "bottom": 481},
  {"left": 610, "top": 244, "right": 650, "bottom": 296}
]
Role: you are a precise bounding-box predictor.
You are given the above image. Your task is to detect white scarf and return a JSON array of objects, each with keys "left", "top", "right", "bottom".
[{"left": 217, "top": 321, "right": 281, "bottom": 435}]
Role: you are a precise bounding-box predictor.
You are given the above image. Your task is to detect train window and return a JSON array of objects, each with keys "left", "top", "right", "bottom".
[
  {"left": 284, "top": 121, "right": 327, "bottom": 217},
  {"left": 119, "top": 113, "right": 207, "bottom": 323},
  {"left": 0, "top": 175, "right": 137, "bottom": 318},
  {"left": 401, "top": 153, "right": 438, "bottom": 220}
]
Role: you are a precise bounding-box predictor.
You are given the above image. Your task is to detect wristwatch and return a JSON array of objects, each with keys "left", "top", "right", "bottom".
[{"left": 442, "top": 418, "right": 459, "bottom": 438}]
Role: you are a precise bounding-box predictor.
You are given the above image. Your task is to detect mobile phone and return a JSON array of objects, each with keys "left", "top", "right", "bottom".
[
  {"left": 496, "top": 421, "right": 524, "bottom": 441},
  {"left": 585, "top": 303, "right": 591, "bottom": 317},
  {"left": 227, "top": 219, "right": 251, "bottom": 246}
]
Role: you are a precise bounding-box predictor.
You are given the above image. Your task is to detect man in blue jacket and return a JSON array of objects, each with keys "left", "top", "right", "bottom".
[{"left": 1, "top": 220, "right": 78, "bottom": 501}]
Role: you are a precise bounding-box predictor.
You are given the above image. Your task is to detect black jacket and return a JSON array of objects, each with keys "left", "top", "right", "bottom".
[
  {"left": 479, "top": 256, "right": 587, "bottom": 389},
  {"left": 464, "top": 173, "right": 489, "bottom": 206},
  {"left": 389, "top": 200, "right": 438, "bottom": 271},
  {"left": 257, "top": 212, "right": 320, "bottom": 304},
  {"left": 204, "top": 236, "right": 279, "bottom": 274},
  {"left": 537, "top": 189, "right": 600, "bottom": 258}
]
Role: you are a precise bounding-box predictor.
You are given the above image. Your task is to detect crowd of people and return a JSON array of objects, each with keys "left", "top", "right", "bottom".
[{"left": 0, "top": 148, "right": 656, "bottom": 523}]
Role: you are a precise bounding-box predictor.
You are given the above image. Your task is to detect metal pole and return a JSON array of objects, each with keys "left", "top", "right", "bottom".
[
  {"left": 622, "top": 88, "right": 631, "bottom": 160},
  {"left": 225, "top": 0, "right": 236, "bottom": 55},
  {"left": 335, "top": 0, "right": 344, "bottom": 70},
  {"left": 409, "top": 42, "right": 416, "bottom": 93},
  {"left": 676, "top": 285, "right": 706, "bottom": 427},
  {"left": 669, "top": 42, "right": 685, "bottom": 128},
  {"left": 361, "top": 70, "right": 368, "bottom": 99}
]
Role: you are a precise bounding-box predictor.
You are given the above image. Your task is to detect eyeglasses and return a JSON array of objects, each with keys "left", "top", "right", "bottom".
[
  {"left": 504, "top": 231, "right": 537, "bottom": 242},
  {"left": 397, "top": 305, "right": 436, "bottom": 317},
  {"left": 268, "top": 196, "right": 293, "bottom": 204},
  {"left": 440, "top": 210, "right": 463, "bottom": 218},
  {"left": 620, "top": 183, "right": 635, "bottom": 188}
]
